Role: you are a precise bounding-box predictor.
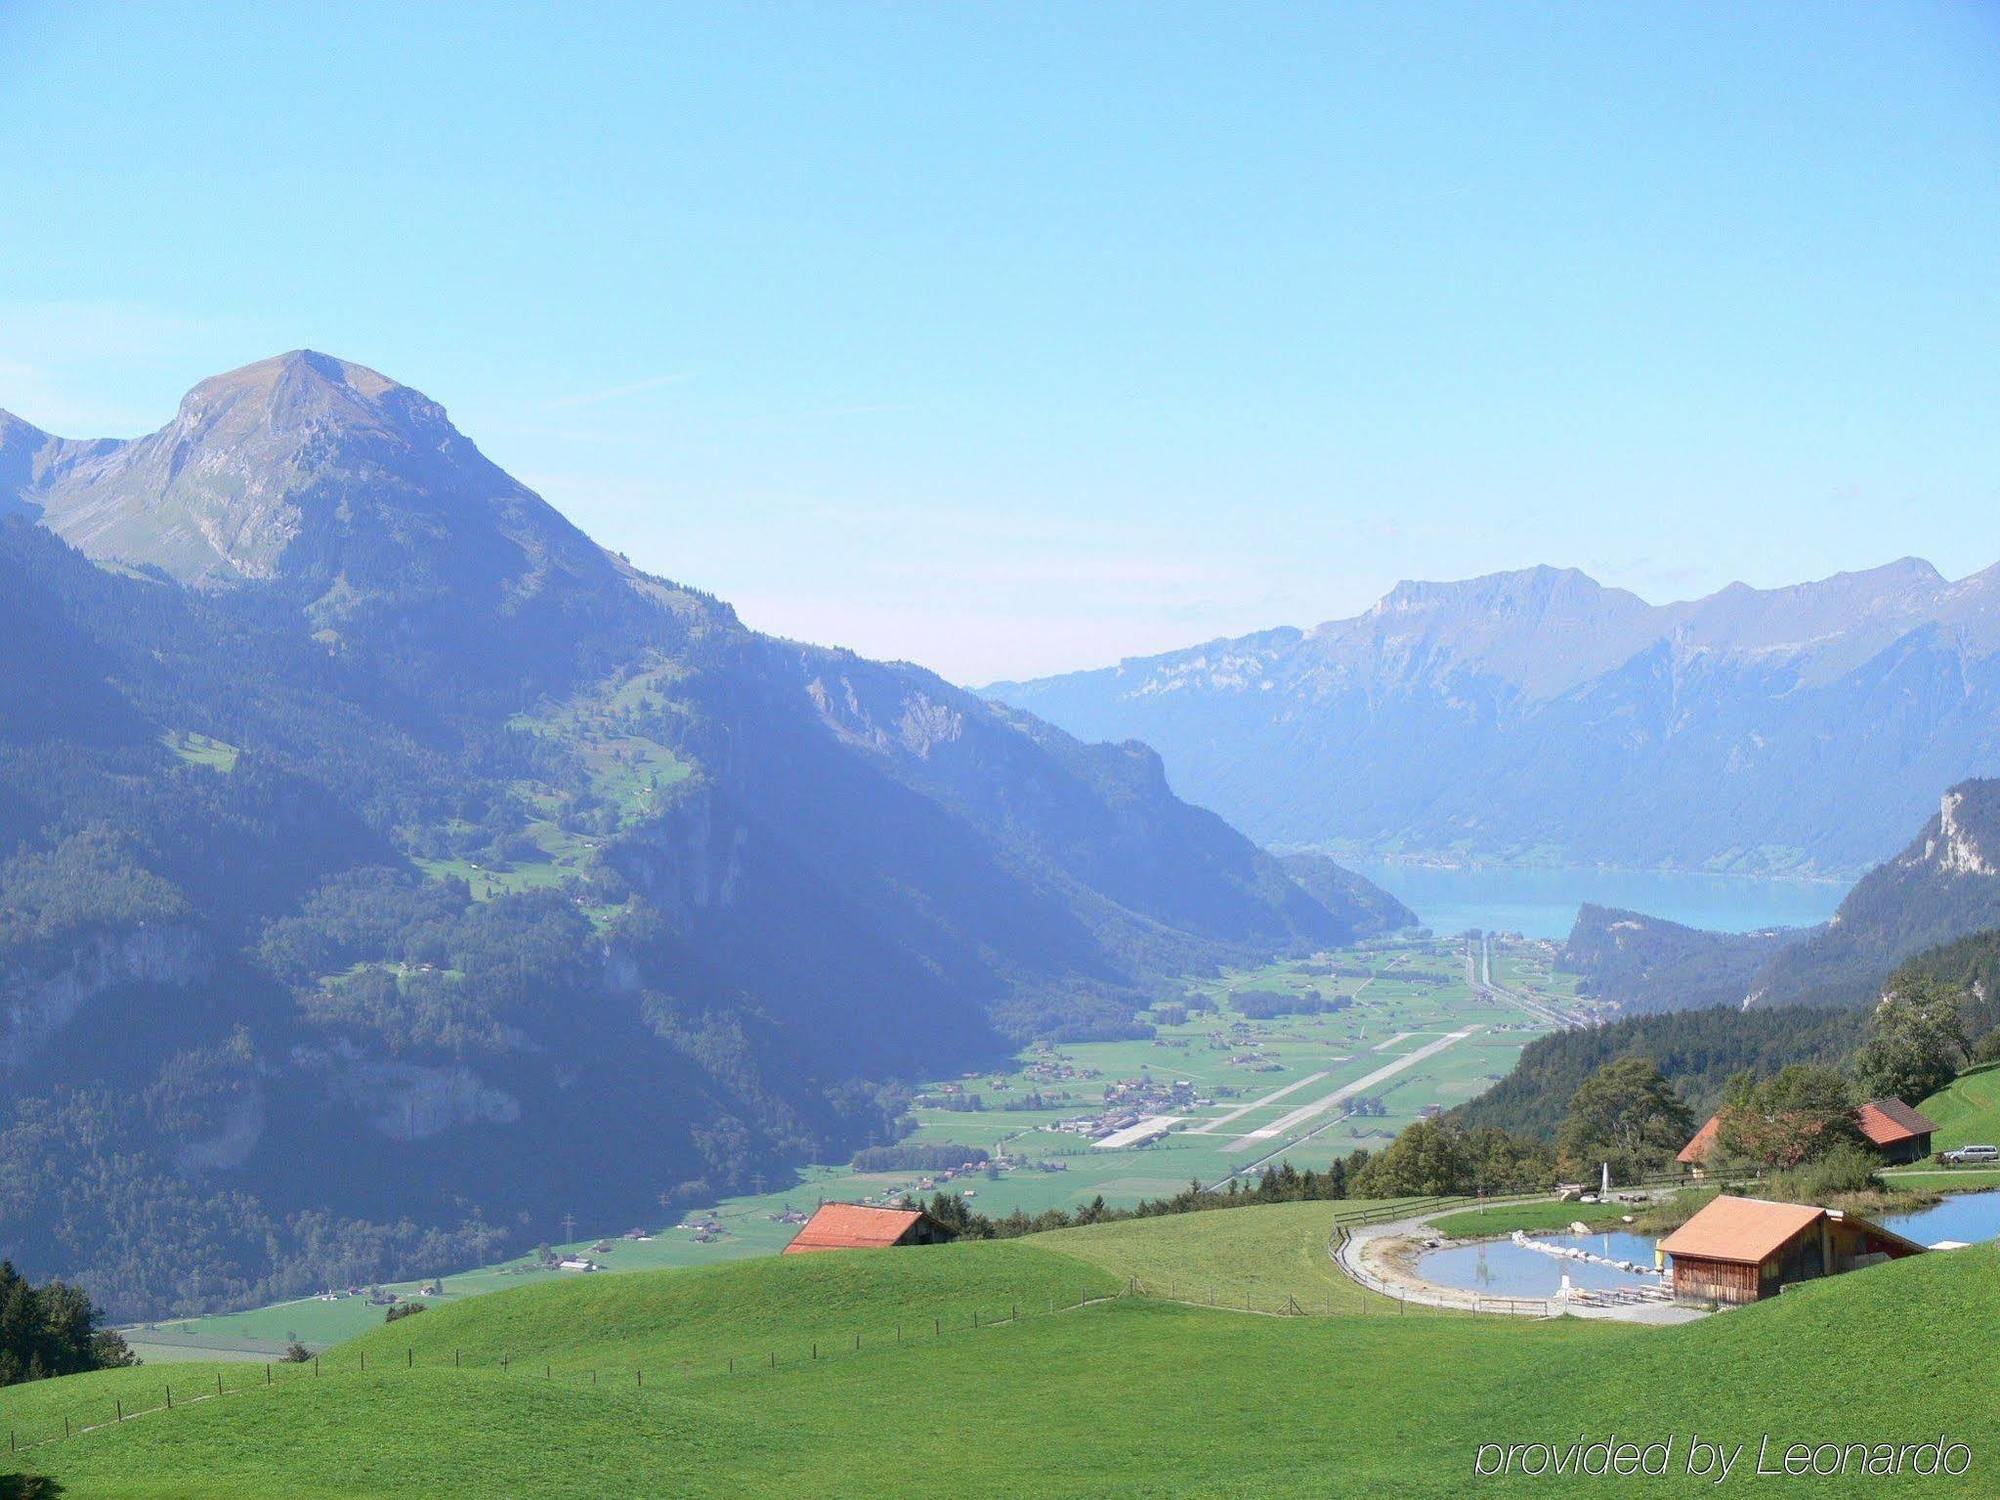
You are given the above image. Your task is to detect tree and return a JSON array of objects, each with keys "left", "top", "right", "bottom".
[
  {"left": 0, "top": 1261, "right": 136, "bottom": 1388},
  {"left": 1716, "top": 1065, "right": 1862, "bottom": 1170},
  {"left": 1555, "top": 1056, "right": 1695, "bottom": 1182},
  {"left": 1350, "top": 1118, "right": 1474, "bottom": 1198},
  {"left": 1853, "top": 979, "right": 1966, "bottom": 1107}
]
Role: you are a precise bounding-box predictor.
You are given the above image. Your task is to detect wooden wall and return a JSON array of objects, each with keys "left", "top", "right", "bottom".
[{"left": 1670, "top": 1255, "right": 1761, "bottom": 1305}]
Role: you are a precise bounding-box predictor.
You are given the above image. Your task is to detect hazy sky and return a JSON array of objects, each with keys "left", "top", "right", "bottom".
[{"left": 4, "top": 3, "right": 1998, "bottom": 683}]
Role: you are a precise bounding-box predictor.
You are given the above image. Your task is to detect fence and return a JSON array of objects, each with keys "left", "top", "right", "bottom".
[{"left": 1, "top": 1273, "right": 1399, "bottom": 1463}]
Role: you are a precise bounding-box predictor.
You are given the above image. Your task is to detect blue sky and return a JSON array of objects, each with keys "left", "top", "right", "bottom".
[{"left": 3, "top": 3, "right": 1998, "bottom": 683}]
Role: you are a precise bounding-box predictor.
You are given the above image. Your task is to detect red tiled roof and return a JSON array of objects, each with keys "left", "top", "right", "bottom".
[
  {"left": 1659, "top": 1195, "right": 1826, "bottom": 1264},
  {"left": 783, "top": 1204, "right": 926, "bottom": 1254},
  {"left": 1677, "top": 1115, "right": 1721, "bottom": 1165},
  {"left": 1857, "top": 1098, "right": 1938, "bottom": 1146}
]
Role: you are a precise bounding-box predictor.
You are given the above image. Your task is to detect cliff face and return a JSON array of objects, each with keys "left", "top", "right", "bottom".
[{"left": 0, "top": 923, "right": 210, "bottom": 1072}]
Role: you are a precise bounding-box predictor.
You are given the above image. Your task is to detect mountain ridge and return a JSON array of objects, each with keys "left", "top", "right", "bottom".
[{"left": 987, "top": 561, "right": 2000, "bottom": 874}]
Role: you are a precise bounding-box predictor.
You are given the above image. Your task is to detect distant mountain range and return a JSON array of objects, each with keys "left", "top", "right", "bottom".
[
  {"left": 0, "top": 352, "right": 1408, "bottom": 1316},
  {"left": 987, "top": 561, "right": 2000, "bottom": 876},
  {"left": 1561, "top": 779, "right": 2000, "bottom": 1013}
]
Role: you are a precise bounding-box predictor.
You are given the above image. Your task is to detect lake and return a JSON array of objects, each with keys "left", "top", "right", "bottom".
[{"left": 1348, "top": 861, "right": 1846, "bottom": 941}]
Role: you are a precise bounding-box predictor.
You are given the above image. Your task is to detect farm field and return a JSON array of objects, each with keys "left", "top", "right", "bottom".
[
  {"left": 14, "top": 1202, "right": 1996, "bottom": 1498},
  {"left": 127, "top": 935, "right": 1575, "bottom": 1358}
]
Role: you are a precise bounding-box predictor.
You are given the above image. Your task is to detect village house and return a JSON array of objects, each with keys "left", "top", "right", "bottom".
[
  {"left": 1675, "top": 1098, "right": 1941, "bottom": 1176},
  {"left": 782, "top": 1202, "right": 958, "bottom": 1255},
  {"left": 1659, "top": 1195, "right": 1925, "bottom": 1304}
]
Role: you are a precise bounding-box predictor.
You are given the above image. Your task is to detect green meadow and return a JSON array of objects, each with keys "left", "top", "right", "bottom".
[{"left": 11, "top": 1200, "right": 1995, "bottom": 1498}]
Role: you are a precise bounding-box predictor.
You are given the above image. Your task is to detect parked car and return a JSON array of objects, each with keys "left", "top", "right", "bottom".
[{"left": 1942, "top": 1145, "right": 2000, "bottom": 1165}]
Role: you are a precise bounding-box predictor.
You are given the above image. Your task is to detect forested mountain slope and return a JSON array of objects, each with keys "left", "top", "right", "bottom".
[{"left": 0, "top": 353, "right": 1402, "bottom": 1317}]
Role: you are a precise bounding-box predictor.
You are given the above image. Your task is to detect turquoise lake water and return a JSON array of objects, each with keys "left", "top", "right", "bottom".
[{"left": 1349, "top": 861, "right": 1847, "bottom": 941}]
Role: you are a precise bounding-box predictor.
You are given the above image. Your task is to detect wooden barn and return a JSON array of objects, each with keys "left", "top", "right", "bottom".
[
  {"left": 782, "top": 1203, "right": 957, "bottom": 1255},
  {"left": 1659, "top": 1195, "right": 1925, "bottom": 1305},
  {"left": 1855, "top": 1098, "right": 1938, "bottom": 1165}
]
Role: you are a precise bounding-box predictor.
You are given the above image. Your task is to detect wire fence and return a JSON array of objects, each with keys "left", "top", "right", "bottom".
[{"left": 1, "top": 1274, "right": 1402, "bottom": 1463}]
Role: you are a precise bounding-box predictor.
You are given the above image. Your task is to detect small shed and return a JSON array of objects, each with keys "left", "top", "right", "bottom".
[
  {"left": 1856, "top": 1098, "right": 1938, "bottom": 1165},
  {"left": 1660, "top": 1195, "right": 1925, "bottom": 1304},
  {"left": 782, "top": 1203, "right": 957, "bottom": 1255}
]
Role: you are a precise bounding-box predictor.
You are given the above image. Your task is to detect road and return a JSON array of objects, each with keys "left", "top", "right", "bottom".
[{"left": 1468, "top": 934, "right": 1587, "bottom": 1029}]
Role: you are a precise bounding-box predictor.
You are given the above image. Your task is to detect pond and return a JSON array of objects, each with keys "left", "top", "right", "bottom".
[
  {"left": 1880, "top": 1190, "right": 2000, "bottom": 1246},
  {"left": 1415, "top": 1191, "right": 2000, "bottom": 1298},
  {"left": 1416, "top": 1230, "right": 1665, "bottom": 1298}
]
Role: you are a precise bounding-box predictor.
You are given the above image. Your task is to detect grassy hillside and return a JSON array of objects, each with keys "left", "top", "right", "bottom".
[
  {"left": 7, "top": 1201, "right": 1996, "bottom": 1497},
  {"left": 1918, "top": 1063, "right": 2000, "bottom": 1151},
  {"left": 1042, "top": 1199, "right": 1393, "bottom": 1310}
]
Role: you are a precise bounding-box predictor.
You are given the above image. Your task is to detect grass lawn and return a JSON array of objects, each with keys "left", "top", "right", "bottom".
[
  {"left": 8, "top": 1203, "right": 1997, "bottom": 1498},
  {"left": 1426, "top": 1199, "right": 1634, "bottom": 1238},
  {"left": 1038, "top": 1200, "right": 1395, "bottom": 1312}
]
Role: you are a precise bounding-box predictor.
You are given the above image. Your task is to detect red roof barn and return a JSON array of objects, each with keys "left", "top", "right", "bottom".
[
  {"left": 1855, "top": 1098, "right": 1938, "bottom": 1164},
  {"left": 782, "top": 1203, "right": 957, "bottom": 1255}
]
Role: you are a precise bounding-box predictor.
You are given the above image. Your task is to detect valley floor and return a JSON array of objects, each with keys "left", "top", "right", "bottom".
[{"left": 129, "top": 935, "right": 1585, "bottom": 1360}]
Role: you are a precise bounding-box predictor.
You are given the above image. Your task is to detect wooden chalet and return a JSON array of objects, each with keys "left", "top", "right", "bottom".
[
  {"left": 1659, "top": 1195, "right": 1925, "bottom": 1305},
  {"left": 782, "top": 1203, "right": 957, "bottom": 1255}
]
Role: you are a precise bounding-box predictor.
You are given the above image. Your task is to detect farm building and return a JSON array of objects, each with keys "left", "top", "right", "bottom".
[
  {"left": 1675, "top": 1097, "right": 1940, "bottom": 1175},
  {"left": 1674, "top": 1116, "right": 1721, "bottom": 1176},
  {"left": 1854, "top": 1098, "right": 1938, "bottom": 1164},
  {"left": 782, "top": 1203, "right": 957, "bottom": 1255},
  {"left": 1659, "top": 1195, "right": 1925, "bottom": 1305}
]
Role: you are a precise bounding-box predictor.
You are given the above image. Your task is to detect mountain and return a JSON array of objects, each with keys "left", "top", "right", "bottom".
[
  {"left": 986, "top": 561, "right": 2000, "bottom": 876},
  {"left": 1744, "top": 780, "right": 2000, "bottom": 1007},
  {"left": 1556, "top": 780, "right": 2000, "bottom": 1013},
  {"left": 0, "top": 355, "right": 1403, "bottom": 1318},
  {"left": 1557, "top": 905, "right": 1796, "bottom": 1015},
  {"left": 1276, "top": 852, "right": 1419, "bottom": 939}
]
